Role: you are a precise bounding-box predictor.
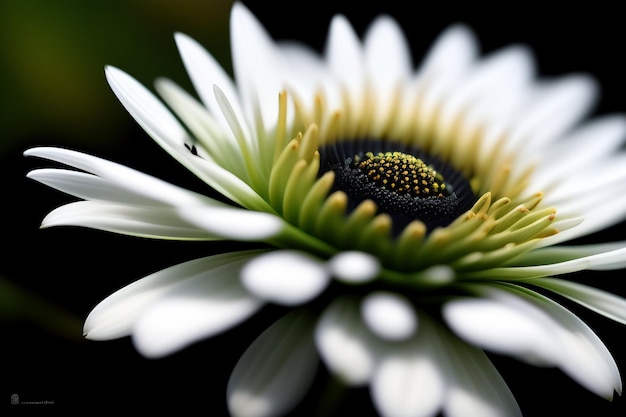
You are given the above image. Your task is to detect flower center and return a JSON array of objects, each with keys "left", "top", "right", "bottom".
[
  {"left": 355, "top": 151, "right": 448, "bottom": 199},
  {"left": 320, "top": 140, "right": 476, "bottom": 234}
]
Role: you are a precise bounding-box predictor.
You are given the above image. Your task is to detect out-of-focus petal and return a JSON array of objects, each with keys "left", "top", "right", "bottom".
[
  {"left": 241, "top": 250, "right": 330, "bottom": 306},
  {"left": 442, "top": 289, "right": 562, "bottom": 365},
  {"left": 361, "top": 292, "right": 418, "bottom": 341},
  {"left": 371, "top": 327, "right": 446, "bottom": 417},
  {"left": 227, "top": 311, "right": 318, "bottom": 417},
  {"left": 501, "top": 283, "right": 622, "bottom": 399},
  {"left": 131, "top": 254, "right": 264, "bottom": 358},
  {"left": 84, "top": 251, "right": 262, "bottom": 341},
  {"left": 315, "top": 297, "right": 378, "bottom": 385},
  {"left": 328, "top": 251, "right": 381, "bottom": 283}
]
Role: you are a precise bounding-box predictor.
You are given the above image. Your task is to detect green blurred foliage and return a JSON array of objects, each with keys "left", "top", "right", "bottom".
[{"left": 0, "top": 0, "right": 233, "bottom": 155}]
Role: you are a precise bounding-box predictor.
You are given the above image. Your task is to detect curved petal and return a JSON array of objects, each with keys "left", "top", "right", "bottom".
[
  {"left": 417, "top": 24, "right": 477, "bottom": 81},
  {"left": 227, "top": 311, "right": 318, "bottom": 417},
  {"left": 154, "top": 77, "right": 248, "bottom": 175},
  {"left": 531, "top": 278, "right": 626, "bottom": 325},
  {"left": 371, "top": 325, "right": 446, "bottom": 417},
  {"left": 363, "top": 15, "right": 412, "bottom": 130},
  {"left": 500, "top": 284, "right": 622, "bottom": 399},
  {"left": 40, "top": 200, "right": 284, "bottom": 241},
  {"left": 507, "top": 74, "right": 598, "bottom": 153},
  {"left": 25, "top": 147, "right": 220, "bottom": 207},
  {"left": 433, "top": 329, "right": 522, "bottom": 417},
  {"left": 40, "top": 201, "right": 220, "bottom": 240},
  {"left": 325, "top": 14, "right": 365, "bottom": 115},
  {"left": 174, "top": 31, "right": 247, "bottom": 141},
  {"left": 408, "top": 313, "right": 522, "bottom": 417},
  {"left": 230, "top": 2, "right": 284, "bottom": 130},
  {"left": 132, "top": 254, "right": 264, "bottom": 358},
  {"left": 442, "top": 287, "right": 563, "bottom": 365},
  {"left": 241, "top": 250, "right": 330, "bottom": 306},
  {"left": 84, "top": 251, "right": 263, "bottom": 341},
  {"left": 105, "top": 65, "right": 271, "bottom": 211},
  {"left": 178, "top": 205, "right": 285, "bottom": 241},
  {"left": 361, "top": 292, "right": 418, "bottom": 341},
  {"left": 315, "top": 297, "right": 378, "bottom": 385}
]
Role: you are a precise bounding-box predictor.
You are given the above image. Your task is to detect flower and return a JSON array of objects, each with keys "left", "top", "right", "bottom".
[{"left": 25, "top": 2, "right": 626, "bottom": 416}]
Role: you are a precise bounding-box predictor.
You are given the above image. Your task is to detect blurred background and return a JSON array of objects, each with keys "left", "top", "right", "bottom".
[{"left": 3, "top": 0, "right": 626, "bottom": 415}]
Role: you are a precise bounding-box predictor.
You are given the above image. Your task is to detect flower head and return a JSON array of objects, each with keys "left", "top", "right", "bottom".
[{"left": 26, "top": 2, "right": 626, "bottom": 416}]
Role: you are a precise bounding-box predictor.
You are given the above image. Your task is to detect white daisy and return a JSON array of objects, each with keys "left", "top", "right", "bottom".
[{"left": 26, "top": 2, "right": 626, "bottom": 417}]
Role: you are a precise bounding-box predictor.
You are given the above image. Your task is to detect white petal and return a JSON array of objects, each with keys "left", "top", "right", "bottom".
[
  {"left": 439, "top": 46, "right": 534, "bottom": 142},
  {"left": 132, "top": 254, "right": 264, "bottom": 358},
  {"left": 179, "top": 205, "right": 285, "bottom": 241},
  {"left": 325, "top": 14, "right": 365, "bottom": 114},
  {"left": 502, "top": 284, "right": 622, "bottom": 399},
  {"left": 25, "top": 147, "right": 219, "bottom": 207},
  {"left": 328, "top": 251, "right": 381, "bottom": 283},
  {"left": 533, "top": 115, "right": 626, "bottom": 194},
  {"left": 174, "top": 32, "right": 247, "bottom": 139},
  {"left": 364, "top": 15, "right": 411, "bottom": 128},
  {"left": 227, "top": 312, "right": 318, "bottom": 417},
  {"left": 105, "top": 66, "right": 269, "bottom": 211},
  {"left": 154, "top": 77, "right": 248, "bottom": 174},
  {"left": 443, "top": 289, "right": 562, "bottom": 365},
  {"left": 418, "top": 24, "right": 477, "bottom": 82},
  {"left": 278, "top": 42, "right": 342, "bottom": 113},
  {"left": 241, "top": 251, "right": 330, "bottom": 306},
  {"left": 507, "top": 74, "right": 598, "bottom": 152},
  {"left": 371, "top": 335, "right": 446, "bottom": 417},
  {"left": 315, "top": 297, "right": 377, "bottom": 385},
  {"left": 361, "top": 292, "right": 418, "bottom": 341},
  {"left": 532, "top": 278, "right": 626, "bottom": 325},
  {"left": 84, "top": 251, "right": 261, "bottom": 340},
  {"left": 230, "top": 2, "right": 283, "bottom": 130},
  {"left": 40, "top": 201, "right": 219, "bottom": 240},
  {"left": 436, "top": 331, "right": 522, "bottom": 417}
]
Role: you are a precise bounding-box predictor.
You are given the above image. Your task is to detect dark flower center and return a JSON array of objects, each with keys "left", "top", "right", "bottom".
[{"left": 319, "top": 140, "right": 476, "bottom": 234}]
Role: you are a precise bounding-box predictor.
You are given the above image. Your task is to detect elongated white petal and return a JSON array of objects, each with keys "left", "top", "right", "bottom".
[
  {"left": 507, "top": 74, "right": 598, "bottom": 152},
  {"left": 443, "top": 290, "right": 562, "bottom": 365},
  {"left": 532, "top": 278, "right": 626, "bottom": 325},
  {"left": 174, "top": 31, "right": 247, "bottom": 140},
  {"left": 227, "top": 312, "right": 318, "bottom": 417},
  {"left": 241, "top": 250, "right": 330, "bottom": 306},
  {"left": 325, "top": 14, "right": 365, "bottom": 114},
  {"left": 40, "top": 201, "right": 220, "bottom": 240},
  {"left": 435, "top": 329, "right": 522, "bottom": 417},
  {"left": 533, "top": 115, "right": 626, "bottom": 194},
  {"left": 418, "top": 24, "right": 477, "bottom": 82},
  {"left": 105, "top": 65, "right": 270, "bottom": 211},
  {"left": 364, "top": 15, "right": 411, "bottom": 130},
  {"left": 463, "top": 245, "right": 626, "bottom": 281},
  {"left": 501, "top": 284, "right": 622, "bottom": 399},
  {"left": 28, "top": 168, "right": 157, "bottom": 206},
  {"left": 439, "top": 46, "right": 533, "bottom": 143},
  {"left": 25, "top": 147, "right": 219, "bottom": 207},
  {"left": 362, "top": 292, "right": 418, "bottom": 341},
  {"left": 84, "top": 251, "right": 262, "bottom": 340},
  {"left": 132, "top": 255, "right": 264, "bottom": 358},
  {"left": 230, "top": 2, "right": 284, "bottom": 130},
  {"left": 328, "top": 251, "right": 381, "bottom": 283},
  {"left": 371, "top": 330, "right": 446, "bottom": 417},
  {"left": 315, "top": 297, "right": 378, "bottom": 385},
  {"left": 154, "top": 77, "right": 248, "bottom": 175},
  {"left": 278, "top": 42, "right": 342, "bottom": 113},
  {"left": 179, "top": 205, "right": 285, "bottom": 241}
]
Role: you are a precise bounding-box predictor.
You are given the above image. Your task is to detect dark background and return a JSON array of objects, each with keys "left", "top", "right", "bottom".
[{"left": 3, "top": 0, "right": 626, "bottom": 415}]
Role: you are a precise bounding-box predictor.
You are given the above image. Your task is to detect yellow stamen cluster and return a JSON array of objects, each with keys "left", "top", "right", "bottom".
[{"left": 355, "top": 151, "right": 446, "bottom": 198}]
